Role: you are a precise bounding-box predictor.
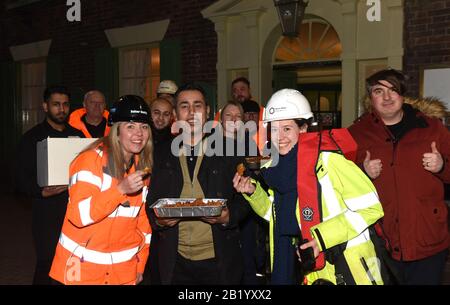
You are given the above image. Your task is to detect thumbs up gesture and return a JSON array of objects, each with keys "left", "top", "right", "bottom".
[
  {"left": 422, "top": 142, "right": 444, "bottom": 173},
  {"left": 363, "top": 150, "right": 383, "bottom": 179}
]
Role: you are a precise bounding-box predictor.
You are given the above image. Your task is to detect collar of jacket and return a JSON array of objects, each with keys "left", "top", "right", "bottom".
[
  {"left": 43, "top": 118, "right": 72, "bottom": 133},
  {"left": 151, "top": 125, "right": 172, "bottom": 144},
  {"left": 369, "top": 103, "right": 428, "bottom": 141},
  {"left": 177, "top": 133, "right": 211, "bottom": 148}
]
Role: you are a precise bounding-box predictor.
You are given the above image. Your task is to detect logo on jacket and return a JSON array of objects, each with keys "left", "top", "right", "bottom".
[{"left": 302, "top": 207, "right": 314, "bottom": 221}]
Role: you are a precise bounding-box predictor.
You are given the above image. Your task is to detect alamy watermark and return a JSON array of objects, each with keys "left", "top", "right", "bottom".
[
  {"left": 170, "top": 114, "right": 280, "bottom": 167},
  {"left": 66, "top": 1, "right": 381, "bottom": 23},
  {"left": 66, "top": 0, "right": 81, "bottom": 22},
  {"left": 367, "top": 0, "right": 381, "bottom": 22}
]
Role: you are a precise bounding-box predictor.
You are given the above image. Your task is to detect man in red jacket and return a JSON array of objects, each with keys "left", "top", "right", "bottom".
[{"left": 349, "top": 69, "right": 450, "bottom": 285}]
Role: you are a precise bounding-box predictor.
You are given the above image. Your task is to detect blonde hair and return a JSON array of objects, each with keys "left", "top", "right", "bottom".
[
  {"left": 83, "top": 122, "right": 153, "bottom": 179},
  {"left": 220, "top": 101, "right": 244, "bottom": 122}
]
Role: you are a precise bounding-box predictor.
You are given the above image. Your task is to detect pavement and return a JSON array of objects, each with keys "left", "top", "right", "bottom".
[
  {"left": 0, "top": 192, "right": 35, "bottom": 284},
  {"left": 0, "top": 188, "right": 449, "bottom": 285}
]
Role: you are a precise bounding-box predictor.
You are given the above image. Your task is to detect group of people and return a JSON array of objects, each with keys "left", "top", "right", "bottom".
[{"left": 16, "top": 69, "right": 449, "bottom": 285}]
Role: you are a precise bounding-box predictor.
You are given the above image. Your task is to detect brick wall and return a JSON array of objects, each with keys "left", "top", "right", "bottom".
[
  {"left": 3, "top": 1, "right": 449, "bottom": 106},
  {"left": 404, "top": 0, "right": 450, "bottom": 97},
  {"left": 0, "top": 0, "right": 217, "bottom": 90}
]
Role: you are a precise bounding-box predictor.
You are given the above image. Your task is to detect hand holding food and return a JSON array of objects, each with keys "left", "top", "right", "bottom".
[
  {"left": 142, "top": 167, "right": 151, "bottom": 176},
  {"left": 117, "top": 171, "right": 145, "bottom": 194},
  {"left": 236, "top": 163, "right": 245, "bottom": 176},
  {"left": 232, "top": 173, "right": 256, "bottom": 195}
]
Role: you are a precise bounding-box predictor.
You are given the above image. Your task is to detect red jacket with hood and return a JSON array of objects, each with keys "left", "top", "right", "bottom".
[{"left": 349, "top": 98, "right": 450, "bottom": 261}]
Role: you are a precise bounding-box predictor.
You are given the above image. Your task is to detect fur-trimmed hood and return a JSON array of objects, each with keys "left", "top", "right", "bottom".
[
  {"left": 362, "top": 96, "right": 449, "bottom": 119},
  {"left": 404, "top": 97, "right": 448, "bottom": 119}
]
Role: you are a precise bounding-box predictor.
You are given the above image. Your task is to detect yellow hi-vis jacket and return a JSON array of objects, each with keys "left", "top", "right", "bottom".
[{"left": 243, "top": 151, "right": 384, "bottom": 285}]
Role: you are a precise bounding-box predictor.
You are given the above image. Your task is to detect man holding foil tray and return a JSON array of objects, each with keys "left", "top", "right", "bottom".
[
  {"left": 146, "top": 83, "right": 250, "bottom": 285},
  {"left": 151, "top": 198, "right": 227, "bottom": 218}
]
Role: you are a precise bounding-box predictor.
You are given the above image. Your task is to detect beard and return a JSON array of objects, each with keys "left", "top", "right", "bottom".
[
  {"left": 47, "top": 111, "right": 68, "bottom": 125},
  {"left": 237, "top": 96, "right": 247, "bottom": 103}
]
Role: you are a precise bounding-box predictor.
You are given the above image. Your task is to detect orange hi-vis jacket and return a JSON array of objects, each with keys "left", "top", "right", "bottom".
[
  {"left": 49, "top": 144, "right": 151, "bottom": 285},
  {"left": 69, "top": 108, "right": 110, "bottom": 138},
  {"left": 213, "top": 105, "right": 267, "bottom": 154}
]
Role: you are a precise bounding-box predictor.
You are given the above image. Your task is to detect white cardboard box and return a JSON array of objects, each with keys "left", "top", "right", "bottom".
[{"left": 37, "top": 137, "right": 98, "bottom": 187}]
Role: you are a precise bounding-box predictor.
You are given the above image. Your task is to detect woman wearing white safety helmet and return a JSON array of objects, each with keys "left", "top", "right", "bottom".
[{"left": 233, "top": 89, "right": 384, "bottom": 285}]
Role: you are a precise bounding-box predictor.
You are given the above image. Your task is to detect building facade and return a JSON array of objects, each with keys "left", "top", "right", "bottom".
[{"left": 1, "top": 0, "right": 449, "bottom": 188}]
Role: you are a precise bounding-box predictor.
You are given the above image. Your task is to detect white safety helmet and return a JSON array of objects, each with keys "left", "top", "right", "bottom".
[
  {"left": 157, "top": 80, "right": 178, "bottom": 95},
  {"left": 263, "top": 89, "right": 313, "bottom": 123}
]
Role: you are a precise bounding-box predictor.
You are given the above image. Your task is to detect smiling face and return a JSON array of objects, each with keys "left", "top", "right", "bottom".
[
  {"left": 175, "top": 89, "right": 209, "bottom": 137},
  {"left": 270, "top": 119, "right": 307, "bottom": 155},
  {"left": 118, "top": 122, "right": 150, "bottom": 161},
  {"left": 370, "top": 80, "right": 404, "bottom": 125},
  {"left": 151, "top": 98, "right": 173, "bottom": 130},
  {"left": 221, "top": 104, "right": 243, "bottom": 138}
]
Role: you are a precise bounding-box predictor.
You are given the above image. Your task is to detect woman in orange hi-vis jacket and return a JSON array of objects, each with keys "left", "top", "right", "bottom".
[{"left": 50, "top": 95, "right": 153, "bottom": 285}]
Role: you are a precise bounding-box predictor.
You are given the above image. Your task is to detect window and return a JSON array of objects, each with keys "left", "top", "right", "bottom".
[
  {"left": 302, "top": 84, "right": 342, "bottom": 129},
  {"left": 274, "top": 19, "right": 342, "bottom": 64},
  {"left": 119, "top": 45, "right": 160, "bottom": 102},
  {"left": 21, "top": 58, "right": 46, "bottom": 134}
]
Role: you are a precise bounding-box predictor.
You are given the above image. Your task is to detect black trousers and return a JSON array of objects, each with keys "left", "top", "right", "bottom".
[
  {"left": 240, "top": 212, "right": 268, "bottom": 284},
  {"left": 171, "top": 253, "right": 221, "bottom": 285},
  {"left": 32, "top": 200, "right": 66, "bottom": 285},
  {"left": 142, "top": 232, "right": 161, "bottom": 285},
  {"left": 390, "top": 249, "right": 449, "bottom": 285}
]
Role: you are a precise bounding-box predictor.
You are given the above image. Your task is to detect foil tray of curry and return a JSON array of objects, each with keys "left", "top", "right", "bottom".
[{"left": 151, "top": 198, "right": 227, "bottom": 218}]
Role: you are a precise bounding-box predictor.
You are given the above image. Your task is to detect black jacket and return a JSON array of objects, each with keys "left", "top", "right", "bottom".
[
  {"left": 16, "top": 119, "right": 84, "bottom": 260},
  {"left": 147, "top": 136, "right": 250, "bottom": 284}
]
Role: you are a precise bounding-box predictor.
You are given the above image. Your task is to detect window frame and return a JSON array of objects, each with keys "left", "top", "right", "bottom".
[
  {"left": 19, "top": 56, "right": 47, "bottom": 134},
  {"left": 118, "top": 43, "right": 160, "bottom": 102}
]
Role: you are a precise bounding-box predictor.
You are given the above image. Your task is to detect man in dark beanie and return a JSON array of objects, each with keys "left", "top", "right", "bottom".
[{"left": 241, "top": 99, "right": 261, "bottom": 125}]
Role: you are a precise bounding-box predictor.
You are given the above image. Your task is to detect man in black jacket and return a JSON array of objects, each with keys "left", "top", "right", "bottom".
[
  {"left": 149, "top": 97, "right": 174, "bottom": 147},
  {"left": 16, "top": 85, "right": 84, "bottom": 285},
  {"left": 147, "top": 83, "right": 250, "bottom": 285},
  {"left": 143, "top": 97, "right": 174, "bottom": 285}
]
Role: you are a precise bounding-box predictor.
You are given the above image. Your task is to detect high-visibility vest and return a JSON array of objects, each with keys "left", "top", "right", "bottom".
[
  {"left": 296, "top": 129, "right": 358, "bottom": 271},
  {"left": 49, "top": 145, "right": 151, "bottom": 285},
  {"left": 244, "top": 149, "right": 384, "bottom": 285},
  {"left": 69, "top": 108, "right": 110, "bottom": 138}
]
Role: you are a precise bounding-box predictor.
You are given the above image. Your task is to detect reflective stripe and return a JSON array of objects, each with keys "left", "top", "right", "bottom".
[
  {"left": 70, "top": 171, "right": 102, "bottom": 189},
  {"left": 59, "top": 233, "right": 139, "bottom": 265},
  {"left": 346, "top": 229, "right": 370, "bottom": 248},
  {"left": 344, "top": 211, "right": 369, "bottom": 234},
  {"left": 142, "top": 186, "right": 148, "bottom": 203},
  {"left": 263, "top": 205, "right": 272, "bottom": 221},
  {"left": 101, "top": 173, "right": 112, "bottom": 191},
  {"left": 95, "top": 149, "right": 103, "bottom": 157},
  {"left": 261, "top": 194, "right": 274, "bottom": 221},
  {"left": 322, "top": 151, "right": 331, "bottom": 166},
  {"left": 144, "top": 233, "right": 151, "bottom": 244},
  {"left": 319, "top": 173, "right": 341, "bottom": 220},
  {"left": 344, "top": 192, "right": 380, "bottom": 211},
  {"left": 319, "top": 167, "right": 369, "bottom": 233},
  {"left": 79, "top": 197, "right": 94, "bottom": 226},
  {"left": 108, "top": 205, "right": 140, "bottom": 218}
]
